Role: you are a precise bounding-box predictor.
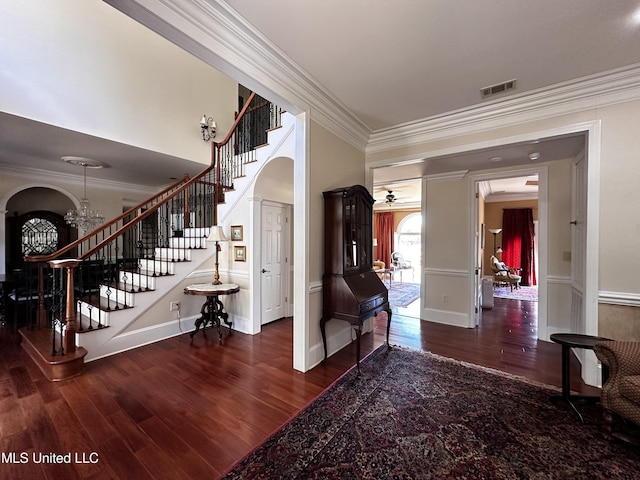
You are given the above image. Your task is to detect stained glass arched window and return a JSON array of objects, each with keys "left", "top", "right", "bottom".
[{"left": 21, "top": 217, "right": 59, "bottom": 256}]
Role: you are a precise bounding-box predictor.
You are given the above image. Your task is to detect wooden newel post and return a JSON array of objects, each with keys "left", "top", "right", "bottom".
[{"left": 50, "top": 259, "right": 80, "bottom": 355}]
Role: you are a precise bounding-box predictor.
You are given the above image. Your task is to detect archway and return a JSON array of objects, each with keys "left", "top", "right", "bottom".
[
  {"left": 2, "top": 185, "right": 76, "bottom": 275},
  {"left": 249, "top": 156, "right": 294, "bottom": 335}
]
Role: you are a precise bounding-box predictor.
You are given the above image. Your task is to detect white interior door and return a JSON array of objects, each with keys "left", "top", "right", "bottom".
[
  {"left": 474, "top": 186, "right": 482, "bottom": 326},
  {"left": 570, "top": 154, "right": 588, "bottom": 337},
  {"left": 261, "top": 203, "right": 287, "bottom": 324}
]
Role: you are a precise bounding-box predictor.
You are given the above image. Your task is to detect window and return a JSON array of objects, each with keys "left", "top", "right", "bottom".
[
  {"left": 396, "top": 213, "right": 422, "bottom": 273},
  {"left": 21, "top": 218, "right": 59, "bottom": 256}
]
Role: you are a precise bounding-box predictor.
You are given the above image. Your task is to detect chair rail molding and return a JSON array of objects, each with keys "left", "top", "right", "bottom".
[{"left": 599, "top": 291, "right": 640, "bottom": 308}]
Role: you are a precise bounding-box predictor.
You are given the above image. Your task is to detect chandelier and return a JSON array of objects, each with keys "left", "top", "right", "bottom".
[{"left": 63, "top": 156, "right": 106, "bottom": 233}]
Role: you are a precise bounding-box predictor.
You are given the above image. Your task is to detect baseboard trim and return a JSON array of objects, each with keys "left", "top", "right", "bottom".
[{"left": 422, "top": 308, "right": 471, "bottom": 328}]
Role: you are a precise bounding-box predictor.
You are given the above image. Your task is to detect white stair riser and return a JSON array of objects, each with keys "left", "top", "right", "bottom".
[
  {"left": 139, "top": 259, "right": 175, "bottom": 274},
  {"left": 154, "top": 247, "right": 192, "bottom": 261},
  {"left": 182, "top": 227, "right": 209, "bottom": 238},
  {"left": 77, "top": 301, "right": 110, "bottom": 326},
  {"left": 119, "top": 271, "right": 157, "bottom": 290},
  {"left": 170, "top": 237, "right": 207, "bottom": 249},
  {"left": 99, "top": 285, "right": 135, "bottom": 306}
]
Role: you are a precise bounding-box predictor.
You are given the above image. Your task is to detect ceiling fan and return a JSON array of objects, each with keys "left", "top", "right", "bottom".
[
  {"left": 375, "top": 190, "right": 398, "bottom": 206},
  {"left": 375, "top": 188, "right": 411, "bottom": 206},
  {"left": 385, "top": 190, "right": 396, "bottom": 205}
]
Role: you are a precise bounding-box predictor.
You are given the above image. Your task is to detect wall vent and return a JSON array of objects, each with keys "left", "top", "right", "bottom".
[{"left": 480, "top": 79, "right": 517, "bottom": 98}]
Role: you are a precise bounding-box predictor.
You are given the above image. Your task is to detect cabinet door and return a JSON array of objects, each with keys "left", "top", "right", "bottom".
[
  {"left": 343, "top": 190, "right": 373, "bottom": 272},
  {"left": 356, "top": 193, "right": 372, "bottom": 269},
  {"left": 343, "top": 195, "right": 358, "bottom": 271}
]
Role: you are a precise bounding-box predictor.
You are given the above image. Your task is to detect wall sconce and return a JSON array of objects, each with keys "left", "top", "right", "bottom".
[{"left": 200, "top": 114, "right": 216, "bottom": 141}]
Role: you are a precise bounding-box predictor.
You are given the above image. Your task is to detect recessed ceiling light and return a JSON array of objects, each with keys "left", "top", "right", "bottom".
[
  {"left": 528, "top": 152, "right": 541, "bottom": 161},
  {"left": 489, "top": 156, "right": 502, "bottom": 163}
]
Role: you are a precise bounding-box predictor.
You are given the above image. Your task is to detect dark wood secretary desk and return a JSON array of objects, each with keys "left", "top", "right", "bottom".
[{"left": 320, "top": 185, "right": 392, "bottom": 370}]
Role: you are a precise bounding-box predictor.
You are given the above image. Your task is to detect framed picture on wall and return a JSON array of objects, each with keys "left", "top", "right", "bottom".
[
  {"left": 234, "top": 246, "right": 246, "bottom": 262},
  {"left": 230, "top": 225, "right": 243, "bottom": 241}
]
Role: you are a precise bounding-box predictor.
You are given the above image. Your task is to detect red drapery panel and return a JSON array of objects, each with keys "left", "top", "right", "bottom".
[
  {"left": 502, "top": 208, "right": 536, "bottom": 286},
  {"left": 375, "top": 212, "right": 394, "bottom": 268}
]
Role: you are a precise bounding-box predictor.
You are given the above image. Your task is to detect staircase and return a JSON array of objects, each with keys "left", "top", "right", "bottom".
[{"left": 19, "top": 92, "right": 288, "bottom": 380}]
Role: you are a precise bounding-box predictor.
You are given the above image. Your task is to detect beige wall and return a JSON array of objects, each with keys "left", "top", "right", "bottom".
[
  {"left": 309, "top": 120, "right": 366, "bottom": 348},
  {"left": 423, "top": 178, "right": 470, "bottom": 317},
  {"left": 309, "top": 121, "right": 366, "bottom": 283},
  {"left": 599, "top": 304, "right": 640, "bottom": 342}
]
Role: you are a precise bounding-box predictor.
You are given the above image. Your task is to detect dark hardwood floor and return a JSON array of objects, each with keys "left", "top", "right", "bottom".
[{"left": 0, "top": 297, "right": 599, "bottom": 479}]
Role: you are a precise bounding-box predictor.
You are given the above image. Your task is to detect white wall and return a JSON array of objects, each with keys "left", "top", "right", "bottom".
[{"left": 0, "top": 0, "right": 237, "bottom": 164}]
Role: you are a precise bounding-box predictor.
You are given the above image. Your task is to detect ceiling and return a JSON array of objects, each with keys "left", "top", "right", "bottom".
[
  {"left": 0, "top": 112, "right": 205, "bottom": 189},
  {"left": 225, "top": 0, "right": 640, "bottom": 201},
  {"left": 2, "top": 1, "right": 640, "bottom": 193},
  {"left": 225, "top": 0, "right": 640, "bottom": 131}
]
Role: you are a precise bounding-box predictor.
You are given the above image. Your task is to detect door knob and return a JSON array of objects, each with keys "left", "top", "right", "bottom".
[{"left": 261, "top": 269, "right": 270, "bottom": 273}]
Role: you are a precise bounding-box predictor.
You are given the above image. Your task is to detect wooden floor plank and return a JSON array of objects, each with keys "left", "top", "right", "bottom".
[
  {"left": 95, "top": 436, "right": 154, "bottom": 480},
  {"left": 57, "top": 382, "right": 118, "bottom": 445},
  {"left": 135, "top": 443, "right": 195, "bottom": 480}
]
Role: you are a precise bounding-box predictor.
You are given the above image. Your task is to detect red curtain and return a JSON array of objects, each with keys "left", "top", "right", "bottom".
[
  {"left": 502, "top": 208, "right": 536, "bottom": 286},
  {"left": 375, "top": 212, "right": 394, "bottom": 268}
]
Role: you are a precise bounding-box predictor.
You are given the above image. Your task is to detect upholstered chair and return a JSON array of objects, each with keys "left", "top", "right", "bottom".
[
  {"left": 593, "top": 340, "right": 640, "bottom": 444},
  {"left": 490, "top": 255, "right": 521, "bottom": 291}
]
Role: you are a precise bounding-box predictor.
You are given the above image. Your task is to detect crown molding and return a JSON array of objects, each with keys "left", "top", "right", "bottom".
[
  {"left": 106, "top": 0, "right": 371, "bottom": 151},
  {"left": 367, "top": 63, "right": 640, "bottom": 154},
  {"left": 373, "top": 201, "right": 421, "bottom": 212},
  {"left": 484, "top": 192, "right": 538, "bottom": 203},
  {"left": 0, "top": 162, "right": 159, "bottom": 195},
  {"left": 424, "top": 170, "right": 469, "bottom": 183},
  {"left": 105, "top": 2, "right": 640, "bottom": 155}
]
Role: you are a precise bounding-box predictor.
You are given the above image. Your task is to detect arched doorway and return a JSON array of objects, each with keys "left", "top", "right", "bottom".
[
  {"left": 250, "top": 156, "right": 294, "bottom": 333},
  {"left": 396, "top": 212, "right": 421, "bottom": 282},
  {"left": 5, "top": 186, "right": 76, "bottom": 273}
]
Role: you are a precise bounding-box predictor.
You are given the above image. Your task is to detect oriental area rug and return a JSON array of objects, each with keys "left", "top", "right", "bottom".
[
  {"left": 221, "top": 345, "right": 640, "bottom": 479},
  {"left": 493, "top": 285, "right": 538, "bottom": 302},
  {"left": 387, "top": 281, "right": 420, "bottom": 308}
]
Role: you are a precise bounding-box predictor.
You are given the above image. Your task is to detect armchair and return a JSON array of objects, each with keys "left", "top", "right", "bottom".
[
  {"left": 390, "top": 251, "right": 414, "bottom": 283},
  {"left": 593, "top": 341, "right": 640, "bottom": 444},
  {"left": 373, "top": 260, "right": 385, "bottom": 275},
  {"left": 490, "top": 255, "right": 521, "bottom": 291}
]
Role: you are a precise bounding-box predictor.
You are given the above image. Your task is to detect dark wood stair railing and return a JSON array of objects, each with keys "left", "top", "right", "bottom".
[{"left": 18, "top": 91, "right": 283, "bottom": 380}]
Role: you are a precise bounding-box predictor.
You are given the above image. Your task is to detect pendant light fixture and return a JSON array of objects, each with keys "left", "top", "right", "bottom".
[{"left": 63, "top": 156, "right": 106, "bottom": 234}]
